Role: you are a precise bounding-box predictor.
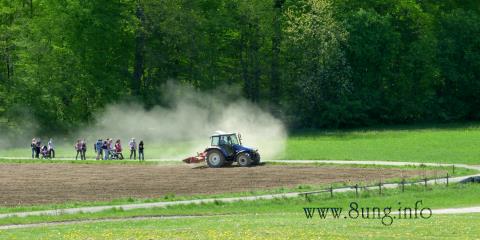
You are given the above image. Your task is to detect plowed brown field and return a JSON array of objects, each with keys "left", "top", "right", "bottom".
[{"left": 0, "top": 163, "right": 441, "bottom": 206}]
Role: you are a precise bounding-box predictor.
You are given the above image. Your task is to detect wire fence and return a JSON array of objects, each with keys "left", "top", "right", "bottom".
[{"left": 300, "top": 165, "right": 459, "bottom": 200}]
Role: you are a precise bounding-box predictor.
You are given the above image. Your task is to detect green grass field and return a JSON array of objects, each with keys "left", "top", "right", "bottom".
[
  {"left": 2, "top": 213, "right": 479, "bottom": 240},
  {"left": 5, "top": 213, "right": 479, "bottom": 240},
  {"left": 2, "top": 123, "right": 480, "bottom": 164},
  {"left": 1, "top": 184, "right": 480, "bottom": 239},
  {"left": 284, "top": 123, "right": 480, "bottom": 164}
]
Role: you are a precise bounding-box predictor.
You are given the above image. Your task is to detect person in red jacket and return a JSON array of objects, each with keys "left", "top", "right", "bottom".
[{"left": 115, "top": 139, "right": 124, "bottom": 160}]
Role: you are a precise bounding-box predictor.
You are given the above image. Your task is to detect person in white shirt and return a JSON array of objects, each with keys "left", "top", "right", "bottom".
[
  {"left": 129, "top": 138, "right": 137, "bottom": 160},
  {"left": 47, "top": 138, "right": 55, "bottom": 158}
]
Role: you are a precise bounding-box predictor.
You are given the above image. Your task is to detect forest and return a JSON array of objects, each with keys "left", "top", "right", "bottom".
[{"left": 0, "top": 0, "right": 479, "bottom": 134}]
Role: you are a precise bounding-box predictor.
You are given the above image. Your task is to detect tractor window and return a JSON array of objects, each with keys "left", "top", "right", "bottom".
[
  {"left": 211, "top": 136, "right": 220, "bottom": 146},
  {"left": 219, "top": 136, "right": 228, "bottom": 145},
  {"left": 212, "top": 135, "right": 239, "bottom": 146},
  {"left": 228, "top": 135, "right": 239, "bottom": 145}
]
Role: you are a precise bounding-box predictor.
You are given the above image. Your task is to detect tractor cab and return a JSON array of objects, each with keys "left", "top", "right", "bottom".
[
  {"left": 210, "top": 133, "right": 241, "bottom": 156},
  {"left": 211, "top": 133, "right": 241, "bottom": 146},
  {"left": 205, "top": 132, "right": 260, "bottom": 168},
  {"left": 182, "top": 131, "right": 260, "bottom": 168}
]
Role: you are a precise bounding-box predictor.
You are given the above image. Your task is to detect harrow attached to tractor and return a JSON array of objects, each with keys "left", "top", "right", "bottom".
[
  {"left": 182, "top": 132, "right": 260, "bottom": 168},
  {"left": 182, "top": 152, "right": 207, "bottom": 164}
]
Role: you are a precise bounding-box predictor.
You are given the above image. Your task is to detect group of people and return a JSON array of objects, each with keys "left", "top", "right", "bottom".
[
  {"left": 29, "top": 138, "right": 145, "bottom": 161},
  {"left": 92, "top": 138, "right": 144, "bottom": 161},
  {"left": 30, "top": 138, "right": 55, "bottom": 159}
]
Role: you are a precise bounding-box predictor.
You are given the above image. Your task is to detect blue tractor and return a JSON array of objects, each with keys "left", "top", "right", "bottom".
[{"left": 205, "top": 132, "right": 260, "bottom": 168}]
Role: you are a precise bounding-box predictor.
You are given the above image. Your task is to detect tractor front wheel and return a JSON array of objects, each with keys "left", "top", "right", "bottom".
[
  {"left": 252, "top": 154, "right": 260, "bottom": 165},
  {"left": 206, "top": 149, "right": 225, "bottom": 168},
  {"left": 236, "top": 152, "right": 252, "bottom": 167}
]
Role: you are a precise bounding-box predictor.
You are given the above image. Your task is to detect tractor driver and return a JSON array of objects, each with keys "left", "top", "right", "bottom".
[{"left": 220, "top": 136, "right": 234, "bottom": 156}]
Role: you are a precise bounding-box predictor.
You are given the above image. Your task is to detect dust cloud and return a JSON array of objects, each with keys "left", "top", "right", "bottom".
[
  {"left": 0, "top": 109, "right": 39, "bottom": 150},
  {"left": 78, "top": 83, "right": 287, "bottom": 160}
]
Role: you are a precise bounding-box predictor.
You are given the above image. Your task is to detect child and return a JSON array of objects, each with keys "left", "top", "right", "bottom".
[
  {"left": 138, "top": 140, "right": 144, "bottom": 161},
  {"left": 41, "top": 145, "right": 49, "bottom": 159}
]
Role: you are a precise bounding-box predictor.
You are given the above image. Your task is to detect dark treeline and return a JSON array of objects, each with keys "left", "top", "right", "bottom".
[{"left": 0, "top": 0, "right": 479, "bottom": 134}]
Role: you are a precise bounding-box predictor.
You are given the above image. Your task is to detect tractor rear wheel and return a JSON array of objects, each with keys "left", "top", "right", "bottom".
[
  {"left": 206, "top": 149, "right": 225, "bottom": 168},
  {"left": 236, "top": 152, "right": 252, "bottom": 167}
]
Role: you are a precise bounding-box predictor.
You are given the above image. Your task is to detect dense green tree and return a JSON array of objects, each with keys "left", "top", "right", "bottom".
[
  {"left": 270, "top": 0, "right": 285, "bottom": 105},
  {"left": 0, "top": 0, "right": 479, "bottom": 134},
  {"left": 343, "top": 8, "right": 400, "bottom": 124},
  {"left": 284, "top": 0, "right": 352, "bottom": 128},
  {"left": 437, "top": 9, "right": 480, "bottom": 120},
  {"left": 12, "top": 0, "right": 134, "bottom": 131},
  {"left": 338, "top": 0, "right": 439, "bottom": 124},
  {"left": 0, "top": 0, "right": 30, "bottom": 130}
]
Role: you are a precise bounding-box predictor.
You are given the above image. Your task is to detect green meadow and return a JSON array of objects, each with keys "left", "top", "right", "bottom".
[
  {"left": 284, "top": 124, "right": 480, "bottom": 164},
  {"left": 2, "top": 123, "right": 480, "bottom": 164},
  {"left": 4, "top": 213, "right": 479, "bottom": 240}
]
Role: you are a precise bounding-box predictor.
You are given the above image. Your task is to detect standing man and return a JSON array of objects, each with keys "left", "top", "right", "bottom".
[
  {"left": 35, "top": 138, "right": 41, "bottom": 159},
  {"left": 75, "top": 139, "right": 82, "bottom": 160},
  {"left": 107, "top": 138, "right": 113, "bottom": 159},
  {"left": 31, "top": 138, "right": 37, "bottom": 159},
  {"left": 95, "top": 139, "right": 103, "bottom": 160},
  {"left": 138, "top": 140, "right": 144, "bottom": 161},
  {"left": 103, "top": 139, "right": 109, "bottom": 160},
  {"left": 47, "top": 138, "right": 55, "bottom": 158},
  {"left": 81, "top": 139, "right": 87, "bottom": 160},
  {"left": 129, "top": 138, "right": 137, "bottom": 160}
]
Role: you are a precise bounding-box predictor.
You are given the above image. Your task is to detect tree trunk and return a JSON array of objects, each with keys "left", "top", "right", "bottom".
[
  {"left": 270, "top": 0, "right": 284, "bottom": 104},
  {"left": 133, "top": 1, "right": 146, "bottom": 96},
  {"left": 251, "top": 22, "right": 261, "bottom": 103},
  {"left": 240, "top": 23, "right": 251, "bottom": 100},
  {"left": 29, "top": 0, "right": 33, "bottom": 17}
]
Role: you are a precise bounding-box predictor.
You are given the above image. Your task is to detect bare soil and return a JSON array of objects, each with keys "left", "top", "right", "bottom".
[{"left": 0, "top": 163, "right": 442, "bottom": 206}]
